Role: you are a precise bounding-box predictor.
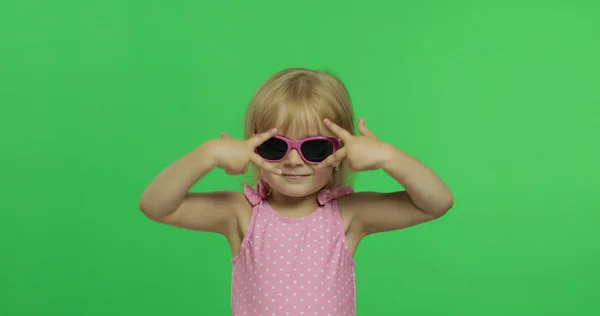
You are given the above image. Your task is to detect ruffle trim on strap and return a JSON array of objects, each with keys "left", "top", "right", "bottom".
[
  {"left": 243, "top": 181, "right": 270, "bottom": 206},
  {"left": 317, "top": 186, "right": 354, "bottom": 206}
]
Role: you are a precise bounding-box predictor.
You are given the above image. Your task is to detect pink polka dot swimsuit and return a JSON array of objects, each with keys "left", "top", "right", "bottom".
[{"left": 231, "top": 184, "right": 357, "bottom": 316}]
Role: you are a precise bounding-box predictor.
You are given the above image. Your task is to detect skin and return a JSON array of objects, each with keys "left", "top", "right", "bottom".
[
  {"left": 253, "top": 119, "right": 341, "bottom": 219},
  {"left": 138, "top": 118, "right": 454, "bottom": 258},
  {"left": 320, "top": 118, "right": 454, "bottom": 255}
]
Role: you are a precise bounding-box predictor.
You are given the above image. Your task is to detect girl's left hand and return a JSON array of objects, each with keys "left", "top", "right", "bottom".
[{"left": 319, "top": 118, "right": 392, "bottom": 172}]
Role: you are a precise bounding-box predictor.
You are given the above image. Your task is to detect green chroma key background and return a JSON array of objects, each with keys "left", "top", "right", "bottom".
[{"left": 1, "top": 0, "right": 598, "bottom": 315}]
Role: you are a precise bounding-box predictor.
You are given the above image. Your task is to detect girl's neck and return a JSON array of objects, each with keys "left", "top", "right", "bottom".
[{"left": 267, "top": 190, "right": 320, "bottom": 218}]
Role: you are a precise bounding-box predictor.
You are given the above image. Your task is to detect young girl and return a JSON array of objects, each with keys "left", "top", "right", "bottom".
[{"left": 139, "top": 68, "right": 453, "bottom": 315}]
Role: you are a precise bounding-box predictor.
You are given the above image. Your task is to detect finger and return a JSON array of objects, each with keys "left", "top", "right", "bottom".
[
  {"left": 221, "top": 132, "right": 232, "bottom": 139},
  {"left": 323, "top": 119, "right": 353, "bottom": 142},
  {"left": 250, "top": 153, "right": 282, "bottom": 175},
  {"left": 317, "top": 147, "right": 347, "bottom": 169},
  {"left": 357, "top": 118, "right": 374, "bottom": 137},
  {"left": 247, "top": 128, "right": 278, "bottom": 148}
]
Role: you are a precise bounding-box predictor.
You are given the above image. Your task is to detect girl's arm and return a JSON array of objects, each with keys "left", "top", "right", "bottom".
[
  {"left": 138, "top": 130, "right": 279, "bottom": 235},
  {"left": 321, "top": 118, "right": 453, "bottom": 236},
  {"left": 341, "top": 144, "right": 454, "bottom": 236},
  {"left": 138, "top": 142, "right": 245, "bottom": 236}
]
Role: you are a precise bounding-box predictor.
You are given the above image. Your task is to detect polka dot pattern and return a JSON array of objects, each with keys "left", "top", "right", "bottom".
[{"left": 231, "top": 186, "right": 356, "bottom": 316}]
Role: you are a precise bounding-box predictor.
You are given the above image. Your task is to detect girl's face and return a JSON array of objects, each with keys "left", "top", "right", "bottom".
[{"left": 258, "top": 121, "right": 337, "bottom": 199}]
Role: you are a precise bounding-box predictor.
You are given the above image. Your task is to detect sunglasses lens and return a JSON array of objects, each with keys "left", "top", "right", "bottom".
[
  {"left": 301, "top": 139, "right": 334, "bottom": 163},
  {"left": 256, "top": 137, "right": 288, "bottom": 160}
]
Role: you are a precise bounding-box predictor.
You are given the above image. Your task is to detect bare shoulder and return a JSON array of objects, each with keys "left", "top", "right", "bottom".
[
  {"left": 230, "top": 191, "right": 254, "bottom": 235},
  {"left": 338, "top": 190, "right": 443, "bottom": 236},
  {"left": 154, "top": 190, "right": 251, "bottom": 237},
  {"left": 336, "top": 193, "right": 369, "bottom": 256},
  {"left": 337, "top": 192, "right": 375, "bottom": 235}
]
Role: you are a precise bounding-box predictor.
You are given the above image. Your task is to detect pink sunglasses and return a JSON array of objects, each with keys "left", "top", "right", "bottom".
[{"left": 254, "top": 134, "right": 340, "bottom": 164}]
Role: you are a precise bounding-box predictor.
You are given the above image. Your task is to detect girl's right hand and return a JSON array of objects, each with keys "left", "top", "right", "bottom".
[{"left": 208, "top": 128, "right": 282, "bottom": 176}]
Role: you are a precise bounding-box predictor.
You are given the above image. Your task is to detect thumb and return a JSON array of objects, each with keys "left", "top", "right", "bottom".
[{"left": 221, "top": 132, "right": 232, "bottom": 139}]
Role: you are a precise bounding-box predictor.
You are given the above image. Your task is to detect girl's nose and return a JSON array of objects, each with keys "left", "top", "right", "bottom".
[{"left": 284, "top": 148, "right": 304, "bottom": 166}]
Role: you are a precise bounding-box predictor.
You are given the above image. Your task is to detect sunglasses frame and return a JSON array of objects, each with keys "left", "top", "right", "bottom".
[{"left": 253, "top": 134, "right": 341, "bottom": 164}]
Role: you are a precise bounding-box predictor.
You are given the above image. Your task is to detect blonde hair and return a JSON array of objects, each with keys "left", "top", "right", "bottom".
[{"left": 243, "top": 68, "right": 356, "bottom": 189}]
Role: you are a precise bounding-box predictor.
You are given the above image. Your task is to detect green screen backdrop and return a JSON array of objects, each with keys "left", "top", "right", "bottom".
[{"left": 1, "top": 1, "right": 599, "bottom": 315}]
